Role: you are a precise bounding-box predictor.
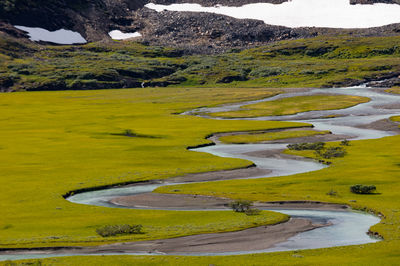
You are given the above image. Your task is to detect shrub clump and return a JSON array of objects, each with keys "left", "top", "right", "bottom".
[
  {"left": 287, "top": 142, "right": 325, "bottom": 151},
  {"left": 244, "top": 208, "right": 262, "bottom": 216},
  {"left": 112, "top": 129, "right": 159, "bottom": 139},
  {"left": 317, "top": 146, "right": 347, "bottom": 159},
  {"left": 229, "top": 200, "right": 262, "bottom": 216},
  {"left": 96, "top": 224, "right": 144, "bottom": 237},
  {"left": 340, "top": 139, "right": 351, "bottom": 146},
  {"left": 350, "top": 185, "right": 377, "bottom": 195},
  {"left": 288, "top": 141, "right": 349, "bottom": 161},
  {"left": 229, "top": 200, "right": 253, "bottom": 212}
]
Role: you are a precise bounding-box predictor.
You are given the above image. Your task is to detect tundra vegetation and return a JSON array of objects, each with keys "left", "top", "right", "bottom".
[
  {"left": 154, "top": 136, "right": 400, "bottom": 265},
  {"left": 96, "top": 224, "right": 144, "bottom": 237},
  {"left": 219, "top": 129, "right": 331, "bottom": 144},
  {"left": 2, "top": 35, "right": 400, "bottom": 91},
  {"left": 350, "top": 185, "right": 377, "bottom": 195},
  {"left": 0, "top": 87, "right": 301, "bottom": 249},
  {"left": 1, "top": 34, "right": 400, "bottom": 265},
  {"left": 14, "top": 135, "right": 400, "bottom": 264},
  {"left": 210, "top": 95, "right": 370, "bottom": 118}
]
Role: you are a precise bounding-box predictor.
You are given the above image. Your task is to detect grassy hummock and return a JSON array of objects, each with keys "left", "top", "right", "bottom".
[
  {"left": 211, "top": 95, "right": 370, "bottom": 118},
  {"left": 386, "top": 87, "right": 400, "bottom": 94},
  {"left": 219, "top": 129, "right": 331, "bottom": 144}
]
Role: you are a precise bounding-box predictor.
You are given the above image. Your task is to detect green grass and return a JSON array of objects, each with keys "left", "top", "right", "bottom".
[
  {"left": 390, "top": 116, "right": 400, "bottom": 126},
  {"left": 5, "top": 241, "right": 400, "bottom": 266},
  {"left": 155, "top": 136, "right": 400, "bottom": 261},
  {"left": 2, "top": 35, "right": 400, "bottom": 91},
  {"left": 2, "top": 89, "right": 400, "bottom": 265},
  {"left": 386, "top": 87, "right": 400, "bottom": 94},
  {"left": 219, "top": 129, "right": 331, "bottom": 144},
  {"left": 211, "top": 95, "right": 369, "bottom": 118},
  {"left": 0, "top": 87, "right": 303, "bottom": 248}
]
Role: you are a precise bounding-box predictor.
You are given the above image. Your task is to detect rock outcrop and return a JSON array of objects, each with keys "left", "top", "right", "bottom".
[{"left": 1, "top": 0, "right": 400, "bottom": 53}]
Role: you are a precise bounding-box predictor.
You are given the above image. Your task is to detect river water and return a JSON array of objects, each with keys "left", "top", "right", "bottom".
[{"left": 1, "top": 86, "right": 399, "bottom": 261}]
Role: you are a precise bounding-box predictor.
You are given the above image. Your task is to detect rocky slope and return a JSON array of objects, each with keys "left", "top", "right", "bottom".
[
  {"left": 1, "top": 0, "right": 400, "bottom": 53},
  {"left": 132, "top": 8, "right": 400, "bottom": 54}
]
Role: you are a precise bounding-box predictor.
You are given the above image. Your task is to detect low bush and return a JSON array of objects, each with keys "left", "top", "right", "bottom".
[
  {"left": 340, "top": 139, "right": 351, "bottom": 146},
  {"left": 326, "top": 189, "right": 338, "bottom": 196},
  {"left": 112, "top": 129, "right": 160, "bottom": 139},
  {"left": 287, "top": 142, "right": 325, "bottom": 151},
  {"left": 318, "top": 146, "right": 347, "bottom": 159},
  {"left": 96, "top": 224, "right": 143, "bottom": 237},
  {"left": 244, "top": 208, "right": 262, "bottom": 216},
  {"left": 350, "top": 184, "right": 377, "bottom": 195},
  {"left": 229, "top": 200, "right": 253, "bottom": 212}
]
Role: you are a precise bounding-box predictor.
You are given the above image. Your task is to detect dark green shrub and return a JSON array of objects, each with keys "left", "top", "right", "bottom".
[
  {"left": 340, "top": 139, "right": 350, "bottom": 146},
  {"left": 245, "top": 208, "right": 262, "bottom": 216},
  {"left": 320, "top": 147, "right": 347, "bottom": 159},
  {"left": 96, "top": 224, "right": 143, "bottom": 237},
  {"left": 229, "top": 200, "right": 253, "bottom": 212},
  {"left": 326, "top": 189, "right": 338, "bottom": 196},
  {"left": 350, "top": 185, "right": 377, "bottom": 195},
  {"left": 124, "top": 129, "right": 135, "bottom": 137},
  {"left": 119, "top": 129, "right": 160, "bottom": 139},
  {"left": 287, "top": 142, "right": 326, "bottom": 151}
]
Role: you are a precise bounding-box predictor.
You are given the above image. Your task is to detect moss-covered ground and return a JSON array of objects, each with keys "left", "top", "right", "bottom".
[
  {"left": 2, "top": 35, "right": 400, "bottom": 91},
  {"left": 219, "top": 129, "right": 331, "bottom": 144},
  {"left": 0, "top": 87, "right": 304, "bottom": 248},
  {"left": 386, "top": 87, "right": 400, "bottom": 94},
  {"left": 1, "top": 88, "right": 399, "bottom": 264},
  {"left": 2, "top": 34, "right": 400, "bottom": 265},
  {"left": 211, "top": 95, "right": 369, "bottom": 118},
  {"left": 151, "top": 136, "right": 400, "bottom": 265}
]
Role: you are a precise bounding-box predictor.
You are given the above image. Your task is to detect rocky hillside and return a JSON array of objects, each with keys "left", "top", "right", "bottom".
[
  {"left": 0, "top": 0, "right": 147, "bottom": 40},
  {"left": 1, "top": 0, "right": 400, "bottom": 53}
]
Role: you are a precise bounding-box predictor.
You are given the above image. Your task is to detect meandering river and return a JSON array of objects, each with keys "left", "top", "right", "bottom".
[{"left": 1, "top": 86, "right": 399, "bottom": 261}]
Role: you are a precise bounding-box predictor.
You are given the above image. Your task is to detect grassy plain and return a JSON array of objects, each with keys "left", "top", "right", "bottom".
[
  {"left": 2, "top": 88, "right": 400, "bottom": 264},
  {"left": 0, "top": 87, "right": 304, "bottom": 248},
  {"left": 154, "top": 136, "right": 400, "bottom": 264},
  {"left": 219, "top": 130, "right": 331, "bottom": 144},
  {"left": 211, "top": 95, "right": 369, "bottom": 118}
]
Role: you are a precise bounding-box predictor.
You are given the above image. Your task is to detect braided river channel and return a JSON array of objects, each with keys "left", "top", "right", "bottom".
[{"left": 2, "top": 86, "right": 399, "bottom": 261}]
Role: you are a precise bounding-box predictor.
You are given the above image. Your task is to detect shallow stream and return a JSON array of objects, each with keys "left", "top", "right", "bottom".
[{"left": 2, "top": 86, "right": 399, "bottom": 261}]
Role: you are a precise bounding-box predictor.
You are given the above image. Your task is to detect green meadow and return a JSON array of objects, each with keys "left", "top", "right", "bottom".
[
  {"left": 1, "top": 35, "right": 400, "bottom": 265},
  {"left": 0, "top": 87, "right": 305, "bottom": 248},
  {"left": 219, "top": 129, "right": 331, "bottom": 144},
  {"left": 211, "top": 95, "right": 369, "bottom": 118},
  {"left": 154, "top": 135, "right": 400, "bottom": 264},
  {"left": 6, "top": 135, "right": 400, "bottom": 264},
  {"left": 2, "top": 35, "right": 400, "bottom": 91}
]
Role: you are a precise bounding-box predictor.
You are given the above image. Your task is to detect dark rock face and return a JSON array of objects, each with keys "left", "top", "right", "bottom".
[
  {"left": 1, "top": 0, "right": 400, "bottom": 53},
  {"left": 0, "top": 0, "right": 147, "bottom": 41},
  {"left": 130, "top": 8, "right": 400, "bottom": 54},
  {"left": 131, "top": 8, "right": 305, "bottom": 54}
]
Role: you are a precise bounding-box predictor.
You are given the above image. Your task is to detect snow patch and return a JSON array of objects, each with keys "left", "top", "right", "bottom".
[
  {"left": 109, "top": 30, "right": 142, "bottom": 40},
  {"left": 146, "top": 0, "right": 400, "bottom": 29},
  {"left": 14, "top": 26, "right": 87, "bottom": 44}
]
